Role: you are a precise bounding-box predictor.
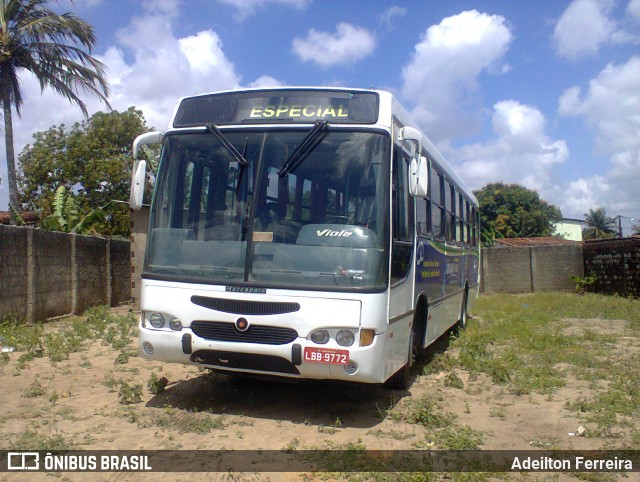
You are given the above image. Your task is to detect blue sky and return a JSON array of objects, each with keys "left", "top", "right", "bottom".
[{"left": 1, "top": 0, "right": 639, "bottom": 232}]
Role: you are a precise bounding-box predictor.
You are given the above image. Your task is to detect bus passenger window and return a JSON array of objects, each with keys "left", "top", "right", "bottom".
[
  {"left": 430, "top": 168, "right": 444, "bottom": 239},
  {"left": 391, "top": 146, "right": 413, "bottom": 283}
]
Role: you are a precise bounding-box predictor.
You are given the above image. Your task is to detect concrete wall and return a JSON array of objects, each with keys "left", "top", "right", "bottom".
[
  {"left": 482, "top": 244, "right": 584, "bottom": 294},
  {"left": 32, "top": 229, "right": 73, "bottom": 321},
  {"left": 0, "top": 225, "right": 131, "bottom": 323},
  {"left": 111, "top": 239, "right": 132, "bottom": 308},
  {"left": 0, "top": 225, "right": 29, "bottom": 319},
  {"left": 75, "top": 234, "right": 108, "bottom": 314}
]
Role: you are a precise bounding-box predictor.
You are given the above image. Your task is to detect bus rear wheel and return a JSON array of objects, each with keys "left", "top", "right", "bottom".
[{"left": 457, "top": 289, "right": 468, "bottom": 331}]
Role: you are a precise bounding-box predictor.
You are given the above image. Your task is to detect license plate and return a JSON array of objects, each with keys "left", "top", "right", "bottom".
[{"left": 303, "top": 347, "right": 349, "bottom": 365}]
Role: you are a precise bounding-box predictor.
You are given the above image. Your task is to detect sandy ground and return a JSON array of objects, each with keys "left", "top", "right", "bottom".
[{"left": 0, "top": 305, "right": 636, "bottom": 481}]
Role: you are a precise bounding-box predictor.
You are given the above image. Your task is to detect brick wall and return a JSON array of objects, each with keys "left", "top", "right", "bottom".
[{"left": 584, "top": 238, "right": 640, "bottom": 298}]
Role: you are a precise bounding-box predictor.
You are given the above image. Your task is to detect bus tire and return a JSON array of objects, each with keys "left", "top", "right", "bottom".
[
  {"left": 384, "top": 322, "right": 417, "bottom": 390},
  {"left": 457, "top": 288, "right": 468, "bottom": 331}
]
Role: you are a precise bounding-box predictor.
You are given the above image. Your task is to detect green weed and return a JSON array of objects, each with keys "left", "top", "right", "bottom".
[
  {"left": 147, "top": 372, "right": 169, "bottom": 394},
  {"left": 405, "top": 396, "right": 456, "bottom": 428},
  {"left": 22, "top": 377, "right": 46, "bottom": 398},
  {"left": 117, "top": 380, "right": 143, "bottom": 404}
]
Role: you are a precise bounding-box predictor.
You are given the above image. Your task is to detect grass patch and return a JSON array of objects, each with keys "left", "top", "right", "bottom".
[
  {"left": 0, "top": 306, "right": 137, "bottom": 366},
  {"left": 10, "top": 425, "right": 78, "bottom": 450},
  {"left": 447, "top": 293, "right": 639, "bottom": 395},
  {"left": 449, "top": 292, "right": 640, "bottom": 439},
  {"left": 140, "top": 407, "right": 227, "bottom": 434}
]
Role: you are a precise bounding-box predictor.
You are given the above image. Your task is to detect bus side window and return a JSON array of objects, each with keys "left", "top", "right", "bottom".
[
  {"left": 416, "top": 197, "right": 430, "bottom": 236},
  {"left": 391, "top": 145, "right": 414, "bottom": 284},
  {"left": 430, "top": 167, "right": 443, "bottom": 239},
  {"left": 416, "top": 155, "right": 432, "bottom": 237},
  {"left": 445, "top": 183, "right": 456, "bottom": 243}
]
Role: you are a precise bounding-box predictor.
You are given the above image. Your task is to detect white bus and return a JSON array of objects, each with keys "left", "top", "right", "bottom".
[{"left": 131, "top": 87, "right": 480, "bottom": 389}]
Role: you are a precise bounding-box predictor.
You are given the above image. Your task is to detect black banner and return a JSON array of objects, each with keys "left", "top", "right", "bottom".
[{"left": 1, "top": 450, "right": 638, "bottom": 473}]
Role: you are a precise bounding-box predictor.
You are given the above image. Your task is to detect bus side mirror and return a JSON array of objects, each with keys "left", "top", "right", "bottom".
[
  {"left": 133, "top": 131, "right": 164, "bottom": 159},
  {"left": 130, "top": 131, "right": 164, "bottom": 210},
  {"left": 409, "top": 156, "right": 428, "bottom": 197},
  {"left": 397, "top": 126, "right": 422, "bottom": 157},
  {"left": 130, "top": 159, "right": 146, "bottom": 211}
]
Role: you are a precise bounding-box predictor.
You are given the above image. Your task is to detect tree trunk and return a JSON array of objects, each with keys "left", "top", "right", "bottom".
[{"left": 2, "top": 90, "right": 19, "bottom": 225}]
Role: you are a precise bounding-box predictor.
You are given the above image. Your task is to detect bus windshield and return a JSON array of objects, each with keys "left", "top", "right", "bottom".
[{"left": 145, "top": 128, "right": 390, "bottom": 291}]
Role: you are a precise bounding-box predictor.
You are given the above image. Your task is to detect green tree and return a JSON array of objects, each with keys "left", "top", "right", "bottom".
[
  {"left": 582, "top": 208, "right": 616, "bottom": 240},
  {"left": 474, "top": 182, "right": 562, "bottom": 244},
  {"left": 0, "top": 0, "right": 109, "bottom": 224},
  {"left": 43, "top": 185, "right": 110, "bottom": 234},
  {"left": 18, "top": 107, "right": 151, "bottom": 236},
  {"left": 633, "top": 223, "right": 640, "bottom": 236}
]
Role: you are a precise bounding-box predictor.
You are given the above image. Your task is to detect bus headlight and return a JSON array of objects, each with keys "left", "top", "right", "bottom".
[
  {"left": 310, "top": 329, "right": 330, "bottom": 344},
  {"left": 149, "top": 312, "right": 166, "bottom": 329},
  {"left": 168, "top": 318, "right": 183, "bottom": 331},
  {"left": 336, "top": 330, "right": 355, "bottom": 347}
]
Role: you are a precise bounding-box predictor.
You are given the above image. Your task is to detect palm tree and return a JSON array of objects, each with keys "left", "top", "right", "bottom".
[
  {"left": 1, "top": 0, "right": 109, "bottom": 224},
  {"left": 583, "top": 208, "right": 617, "bottom": 240}
]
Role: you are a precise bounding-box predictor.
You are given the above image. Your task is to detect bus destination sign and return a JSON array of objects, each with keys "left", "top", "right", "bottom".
[
  {"left": 173, "top": 89, "right": 379, "bottom": 127},
  {"left": 247, "top": 104, "right": 348, "bottom": 121}
]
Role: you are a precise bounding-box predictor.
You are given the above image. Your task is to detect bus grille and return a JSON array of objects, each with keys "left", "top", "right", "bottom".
[
  {"left": 190, "top": 321, "right": 298, "bottom": 345},
  {"left": 191, "top": 295, "right": 300, "bottom": 315},
  {"left": 190, "top": 349, "right": 300, "bottom": 375}
]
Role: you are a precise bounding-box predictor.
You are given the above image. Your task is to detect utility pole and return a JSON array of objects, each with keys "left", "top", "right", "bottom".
[{"left": 617, "top": 215, "right": 623, "bottom": 238}]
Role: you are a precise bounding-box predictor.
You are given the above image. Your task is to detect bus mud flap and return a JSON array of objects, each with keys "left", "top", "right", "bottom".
[
  {"left": 292, "top": 344, "right": 302, "bottom": 365},
  {"left": 182, "top": 334, "right": 192, "bottom": 354}
]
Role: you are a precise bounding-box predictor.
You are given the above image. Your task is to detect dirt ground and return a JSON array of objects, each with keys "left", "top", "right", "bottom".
[{"left": 0, "top": 305, "right": 636, "bottom": 481}]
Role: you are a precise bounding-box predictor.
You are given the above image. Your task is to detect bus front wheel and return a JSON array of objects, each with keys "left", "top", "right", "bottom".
[{"left": 384, "top": 322, "right": 417, "bottom": 390}]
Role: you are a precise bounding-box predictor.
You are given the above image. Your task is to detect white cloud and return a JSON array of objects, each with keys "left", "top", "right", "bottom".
[
  {"left": 102, "top": 14, "right": 242, "bottom": 130},
  {"left": 142, "top": 0, "right": 182, "bottom": 16},
  {"left": 562, "top": 176, "right": 611, "bottom": 216},
  {"left": 292, "top": 23, "right": 376, "bottom": 69},
  {"left": 628, "top": 0, "right": 640, "bottom": 21},
  {"left": 401, "top": 10, "right": 512, "bottom": 143},
  {"left": 0, "top": 7, "right": 250, "bottom": 209},
  {"left": 216, "top": 0, "right": 311, "bottom": 20},
  {"left": 379, "top": 6, "right": 407, "bottom": 31},
  {"left": 449, "top": 100, "right": 568, "bottom": 197},
  {"left": 559, "top": 56, "right": 640, "bottom": 154},
  {"left": 558, "top": 56, "right": 640, "bottom": 216},
  {"left": 553, "top": 0, "right": 634, "bottom": 60},
  {"left": 247, "top": 75, "right": 286, "bottom": 88}
]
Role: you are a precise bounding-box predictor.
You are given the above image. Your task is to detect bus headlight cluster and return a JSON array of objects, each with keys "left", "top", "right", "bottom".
[
  {"left": 149, "top": 313, "right": 166, "bottom": 328},
  {"left": 309, "top": 329, "right": 357, "bottom": 347},
  {"left": 336, "top": 330, "right": 355, "bottom": 347},
  {"left": 310, "top": 329, "right": 330, "bottom": 344},
  {"left": 145, "top": 312, "right": 183, "bottom": 331}
]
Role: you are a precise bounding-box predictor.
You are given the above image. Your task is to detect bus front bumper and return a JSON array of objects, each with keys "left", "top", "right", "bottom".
[{"left": 139, "top": 324, "right": 387, "bottom": 384}]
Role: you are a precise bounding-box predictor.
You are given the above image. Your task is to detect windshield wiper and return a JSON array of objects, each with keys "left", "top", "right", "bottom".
[
  {"left": 278, "top": 120, "right": 329, "bottom": 177},
  {"left": 205, "top": 123, "right": 249, "bottom": 166}
]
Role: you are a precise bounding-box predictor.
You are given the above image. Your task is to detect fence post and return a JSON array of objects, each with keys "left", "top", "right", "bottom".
[
  {"left": 26, "top": 228, "right": 34, "bottom": 323},
  {"left": 106, "top": 238, "right": 112, "bottom": 307}
]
